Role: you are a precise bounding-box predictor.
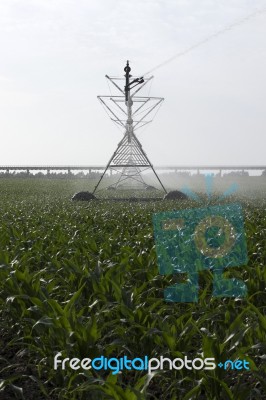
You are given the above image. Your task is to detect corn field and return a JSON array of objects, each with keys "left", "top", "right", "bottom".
[{"left": 0, "top": 178, "right": 265, "bottom": 400}]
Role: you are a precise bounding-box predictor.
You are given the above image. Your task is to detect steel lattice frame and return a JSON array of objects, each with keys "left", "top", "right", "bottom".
[{"left": 93, "top": 61, "right": 167, "bottom": 194}]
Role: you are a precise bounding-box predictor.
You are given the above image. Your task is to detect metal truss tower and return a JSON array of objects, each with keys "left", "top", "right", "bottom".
[{"left": 93, "top": 61, "right": 167, "bottom": 194}]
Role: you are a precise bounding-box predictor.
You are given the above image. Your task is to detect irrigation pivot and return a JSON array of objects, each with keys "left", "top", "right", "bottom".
[{"left": 93, "top": 61, "right": 167, "bottom": 195}]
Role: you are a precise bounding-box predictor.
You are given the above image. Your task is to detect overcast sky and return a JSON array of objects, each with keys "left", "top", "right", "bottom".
[{"left": 0, "top": 0, "right": 265, "bottom": 166}]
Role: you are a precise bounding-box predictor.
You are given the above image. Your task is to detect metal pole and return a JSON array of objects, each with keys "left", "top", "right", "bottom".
[{"left": 124, "top": 61, "right": 133, "bottom": 144}]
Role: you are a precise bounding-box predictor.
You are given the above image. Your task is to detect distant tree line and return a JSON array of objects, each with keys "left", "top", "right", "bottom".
[
  {"left": 0, "top": 170, "right": 265, "bottom": 178},
  {"left": 0, "top": 171, "right": 107, "bottom": 179}
]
